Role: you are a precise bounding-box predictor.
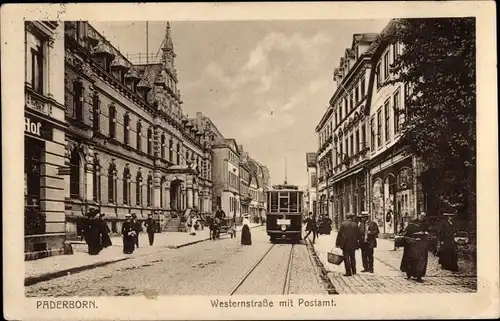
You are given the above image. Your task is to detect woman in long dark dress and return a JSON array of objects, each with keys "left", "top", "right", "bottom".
[
  {"left": 83, "top": 210, "right": 103, "bottom": 255},
  {"left": 99, "top": 213, "right": 112, "bottom": 249},
  {"left": 400, "top": 213, "right": 429, "bottom": 283},
  {"left": 241, "top": 216, "right": 252, "bottom": 245},
  {"left": 438, "top": 213, "right": 459, "bottom": 271},
  {"left": 122, "top": 214, "right": 136, "bottom": 254}
]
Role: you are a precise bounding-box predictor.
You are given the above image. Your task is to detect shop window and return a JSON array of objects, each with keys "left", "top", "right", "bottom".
[
  {"left": 93, "top": 93, "right": 100, "bottom": 132},
  {"left": 147, "top": 128, "right": 153, "bottom": 155},
  {"left": 25, "top": 137, "right": 45, "bottom": 235},
  {"left": 109, "top": 105, "right": 116, "bottom": 139},
  {"left": 26, "top": 29, "right": 44, "bottom": 94},
  {"left": 69, "top": 147, "right": 81, "bottom": 198},
  {"left": 124, "top": 113, "right": 130, "bottom": 145},
  {"left": 136, "top": 121, "right": 142, "bottom": 151}
]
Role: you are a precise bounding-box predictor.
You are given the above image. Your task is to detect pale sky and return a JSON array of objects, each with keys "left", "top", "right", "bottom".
[{"left": 91, "top": 20, "right": 389, "bottom": 186}]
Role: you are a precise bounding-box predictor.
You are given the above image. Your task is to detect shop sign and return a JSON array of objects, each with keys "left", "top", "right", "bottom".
[{"left": 25, "top": 115, "right": 53, "bottom": 141}]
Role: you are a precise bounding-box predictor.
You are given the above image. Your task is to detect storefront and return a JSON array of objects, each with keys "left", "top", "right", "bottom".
[{"left": 24, "top": 112, "right": 67, "bottom": 260}]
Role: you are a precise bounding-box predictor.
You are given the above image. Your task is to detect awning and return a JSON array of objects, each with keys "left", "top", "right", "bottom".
[{"left": 328, "top": 167, "right": 365, "bottom": 185}]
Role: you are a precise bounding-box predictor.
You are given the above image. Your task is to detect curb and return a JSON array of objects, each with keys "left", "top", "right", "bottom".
[
  {"left": 24, "top": 257, "right": 129, "bottom": 286},
  {"left": 305, "top": 238, "right": 339, "bottom": 295}
]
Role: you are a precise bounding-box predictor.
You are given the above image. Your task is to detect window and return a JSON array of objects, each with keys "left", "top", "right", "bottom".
[
  {"left": 73, "top": 80, "right": 84, "bottom": 122},
  {"left": 361, "top": 124, "right": 366, "bottom": 150},
  {"left": 93, "top": 93, "right": 100, "bottom": 132},
  {"left": 123, "top": 168, "right": 130, "bottom": 205},
  {"left": 93, "top": 159, "right": 101, "bottom": 202},
  {"left": 109, "top": 105, "right": 116, "bottom": 139},
  {"left": 393, "top": 42, "right": 400, "bottom": 59},
  {"left": 335, "top": 109, "right": 338, "bottom": 127},
  {"left": 147, "top": 175, "right": 152, "bottom": 207},
  {"left": 350, "top": 134, "right": 354, "bottom": 156},
  {"left": 360, "top": 76, "right": 366, "bottom": 97},
  {"left": 124, "top": 113, "right": 130, "bottom": 145},
  {"left": 355, "top": 130, "right": 360, "bottom": 154},
  {"left": 393, "top": 90, "right": 401, "bottom": 134},
  {"left": 186, "top": 151, "right": 189, "bottom": 163},
  {"left": 384, "top": 99, "right": 391, "bottom": 141},
  {"left": 177, "top": 143, "right": 180, "bottom": 164},
  {"left": 339, "top": 140, "right": 343, "bottom": 163},
  {"left": 169, "top": 139, "right": 173, "bottom": 162},
  {"left": 344, "top": 137, "right": 349, "bottom": 158},
  {"left": 136, "top": 172, "right": 142, "bottom": 206},
  {"left": 376, "top": 63, "right": 381, "bottom": 89},
  {"left": 377, "top": 109, "right": 382, "bottom": 147},
  {"left": 370, "top": 118, "right": 375, "bottom": 151},
  {"left": 108, "top": 164, "right": 116, "bottom": 203},
  {"left": 340, "top": 99, "right": 345, "bottom": 120},
  {"left": 355, "top": 84, "right": 359, "bottom": 104},
  {"left": 383, "top": 51, "right": 389, "bottom": 80},
  {"left": 161, "top": 134, "right": 166, "bottom": 159},
  {"left": 136, "top": 121, "right": 142, "bottom": 151},
  {"left": 69, "top": 148, "right": 80, "bottom": 198},
  {"left": 349, "top": 92, "right": 354, "bottom": 111},
  {"left": 26, "top": 30, "right": 44, "bottom": 94},
  {"left": 147, "top": 128, "right": 153, "bottom": 155}
]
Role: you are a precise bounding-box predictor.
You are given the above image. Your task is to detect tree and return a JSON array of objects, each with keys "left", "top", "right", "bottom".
[{"left": 386, "top": 18, "right": 476, "bottom": 223}]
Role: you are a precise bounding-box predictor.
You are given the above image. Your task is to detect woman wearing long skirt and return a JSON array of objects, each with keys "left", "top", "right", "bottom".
[
  {"left": 400, "top": 214, "right": 429, "bottom": 283},
  {"left": 122, "top": 214, "right": 136, "bottom": 254},
  {"left": 241, "top": 215, "right": 252, "bottom": 245},
  {"left": 84, "top": 209, "right": 104, "bottom": 255}
]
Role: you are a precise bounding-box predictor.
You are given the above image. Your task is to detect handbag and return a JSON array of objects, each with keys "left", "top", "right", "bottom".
[{"left": 327, "top": 247, "right": 344, "bottom": 265}]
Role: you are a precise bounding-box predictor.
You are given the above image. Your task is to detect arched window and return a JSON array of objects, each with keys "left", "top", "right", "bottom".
[
  {"left": 108, "top": 163, "right": 116, "bottom": 203},
  {"left": 147, "top": 128, "right": 153, "bottom": 155},
  {"left": 161, "top": 134, "right": 166, "bottom": 159},
  {"left": 176, "top": 143, "right": 181, "bottom": 164},
  {"left": 168, "top": 139, "right": 173, "bottom": 162},
  {"left": 93, "top": 157, "right": 101, "bottom": 202},
  {"left": 147, "top": 175, "right": 153, "bottom": 207},
  {"left": 124, "top": 113, "right": 130, "bottom": 145},
  {"left": 123, "top": 167, "right": 131, "bottom": 205},
  {"left": 109, "top": 104, "right": 117, "bottom": 139},
  {"left": 136, "top": 121, "right": 142, "bottom": 151},
  {"left": 93, "top": 93, "right": 100, "bottom": 132},
  {"left": 69, "top": 147, "right": 80, "bottom": 198},
  {"left": 136, "top": 172, "right": 143, "bottom": 206}
]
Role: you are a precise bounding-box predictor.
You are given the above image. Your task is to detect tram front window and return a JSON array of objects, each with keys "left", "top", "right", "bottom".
[
  {"left": 279, "top": 197, "right": 289, "bottom": 212},
  {"left": 290, "top": 192, "right": 298, "bottom": 212}
]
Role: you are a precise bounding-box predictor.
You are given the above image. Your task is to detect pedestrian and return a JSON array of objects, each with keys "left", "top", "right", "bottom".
[
  {"left": 83, "top": 209, "right": 104, "bottom": 255},
  {"left": 438, "top": 212, "right": 459, "bottom": 272},
  {"left": 303, "top": 212, "right": 318, "bottom": 243},
  {"left": 335, "top": 213, "right": 362, "bottom": 276},
  {"left": 122, "top": 214, "right": 136, "bottom": 254},
  {"left": 189, "top": 214, "right": 198, "bottom": 236},
  {"left": 358, "top": 211, "right": 380, "bottom": 273},
  {"left": 98, "top": 212, "right": 112, "bottom": 249},
  {"left": 400, "top": 212, "right": 429, "bottom": 283},
  {"left": 241, "top": 214, "right": 252, "bottom": 245},
  {"left": 131, "top": 213, "right": 142, "bottom": 248},
  {"left": 144, "top": 214, "right": 156, "bottom": 246},
  {"left": 215, "top": 206, "right": 226, "bottom": 220}
]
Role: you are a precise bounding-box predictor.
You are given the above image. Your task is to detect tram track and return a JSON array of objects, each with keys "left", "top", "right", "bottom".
[{"left": 230, "top": 243, "right": 296, "bottom": 295}]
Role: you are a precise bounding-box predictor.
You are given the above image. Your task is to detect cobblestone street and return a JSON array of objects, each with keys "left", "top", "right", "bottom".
[
  {"left": 310, "top": 231, "right": 477, "bottom": 294},
  {"left": 25, "top": 227, "right": 327, "bottom": 297}
]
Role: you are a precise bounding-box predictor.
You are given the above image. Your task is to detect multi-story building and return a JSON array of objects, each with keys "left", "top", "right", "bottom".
[
  {"left": 239, "top": 147, "right": 251, "bottom": 217},
  {"left": 365, "top": 20, "right": 424, "bottom": 235},
  {"left": 247, "top": 157, "right": 268, "bottom": 221},
  {"left": 315, "top": 106, "right": 333, "bottom": 217},
  {"left": 211, "top": 138, "right": 241, "bottom": 218},
  {"left": 305, "top": 153, "right": 318, "bottom": 215},
  {"left": 63, "top": 21, "right": 212, "bottom": 238},
  {"left": 328, "top": 33, "right": 378, "bottom": 229},
  {"left": 24, "top": 21, "right": 66, "bottom": 260}
]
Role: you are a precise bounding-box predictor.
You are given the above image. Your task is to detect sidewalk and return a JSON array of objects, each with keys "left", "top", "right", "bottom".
[
  {"left": 25, "top": 223, "right": 261, "bottom": 286},
  {"left": 307, "top": 230, "right": 477, "bottom": 294}
]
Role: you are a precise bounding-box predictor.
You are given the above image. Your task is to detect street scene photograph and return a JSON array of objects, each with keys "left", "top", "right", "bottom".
[{"left": 23, "top": 17, "right": 477, "bottom": 298}]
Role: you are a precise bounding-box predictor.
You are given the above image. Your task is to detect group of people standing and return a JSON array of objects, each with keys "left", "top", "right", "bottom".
[
  {"left": 81, "top": 208, "right": 112, "bottom": 255},
  {"left": 334, "top": 210, "right": 460, "bottom": 282},
  {"left": 303, "top": 213, "right": 334, "bottom": 244},
  {"left": 122, "top": 213, "right": 157, "bottom": 254}
]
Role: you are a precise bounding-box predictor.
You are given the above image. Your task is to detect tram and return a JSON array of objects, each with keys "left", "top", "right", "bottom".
[{"left": 266, "top": 184, "right": 304, "bottom": 243}]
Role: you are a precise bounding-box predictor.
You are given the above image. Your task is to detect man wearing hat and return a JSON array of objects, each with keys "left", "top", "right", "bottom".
[
  {"left": 438, "top": 212, "right": 459, "bottom": 271},
  {"left": 335, "top": 213, "right": 363, "bottom": 276},
  {"left": 358, "top": 211, "right": 380, "bottom": 273},
  {"left": 131, "top": 213, "right": 142, "bottom": 248},
  {"left": 144, "top": 214, "right": 157, "bottom": 246},
  {"left": 122, "top": 214, "right": 136, "bottom": 254}
]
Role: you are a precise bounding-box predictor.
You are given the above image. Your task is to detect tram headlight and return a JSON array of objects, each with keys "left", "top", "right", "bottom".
[{"left": 281, "top": 225, "right": 287, "bottom": 231}]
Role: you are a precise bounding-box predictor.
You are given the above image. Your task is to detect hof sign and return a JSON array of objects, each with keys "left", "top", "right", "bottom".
[{"left": 25, "top": 115, "right": 53, "bottom": 141}]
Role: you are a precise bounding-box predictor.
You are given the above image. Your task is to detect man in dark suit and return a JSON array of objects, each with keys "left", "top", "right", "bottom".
[
  {"left": 336, "top": 213, "right": 362, "bottom": 276},
  {"left": 358, "top": 211, "right": 380, "bottom": 273},
  {"left": 144, "top": 214, "right": 156, "bottom": 246}
]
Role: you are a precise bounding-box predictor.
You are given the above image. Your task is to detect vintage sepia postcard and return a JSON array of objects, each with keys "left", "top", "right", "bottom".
[{"left": 2, "top": 2, "right": 499, "bottom": 320}]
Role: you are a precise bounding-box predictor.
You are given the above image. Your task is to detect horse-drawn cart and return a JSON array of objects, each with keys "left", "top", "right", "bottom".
[{"left": 208, "top": 216, "right": 236, "bottom": 240}]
